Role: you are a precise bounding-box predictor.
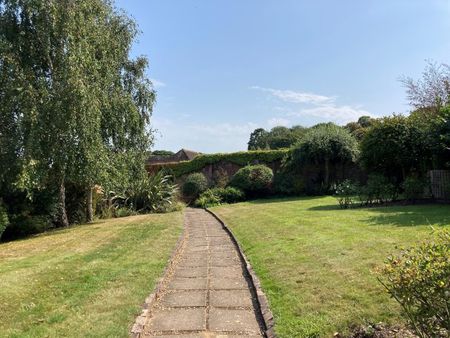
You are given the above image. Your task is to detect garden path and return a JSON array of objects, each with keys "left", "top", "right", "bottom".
[{"left": 142, "top": 208, "right": 264, "bottom": 337}]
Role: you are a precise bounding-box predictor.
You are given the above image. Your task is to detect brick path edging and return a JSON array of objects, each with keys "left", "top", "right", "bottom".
[
  {"left": 130, "top": 226, "right": 187, "bottom": 338},
  {"left": 205, "top": 208, "right": 277, "bottom": 338}
]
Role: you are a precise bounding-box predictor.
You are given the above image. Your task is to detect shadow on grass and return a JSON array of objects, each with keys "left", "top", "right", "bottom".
[{"left": 245, "top": 195, "right": 325, "bottom": 205}]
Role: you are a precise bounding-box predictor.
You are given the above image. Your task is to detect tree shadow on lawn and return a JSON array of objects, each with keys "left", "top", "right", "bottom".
[
  {"left": 309, "top": 203, "right": 450, "bottom": 227},
  {"left": 246, "top": 195, "right": 326, "bottom": 205}
]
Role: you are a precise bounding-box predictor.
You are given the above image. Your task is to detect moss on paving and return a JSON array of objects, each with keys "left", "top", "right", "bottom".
[
  {"left": 0, "top": 212, "right": 183, "bottom": 338},
  {"left": 211, "top": 196, "right": 450, "bottom": 338}
]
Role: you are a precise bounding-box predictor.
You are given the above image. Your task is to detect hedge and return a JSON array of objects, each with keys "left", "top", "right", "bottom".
[{"left": 147, "top": 149, "right": 289, "bottom": 177}]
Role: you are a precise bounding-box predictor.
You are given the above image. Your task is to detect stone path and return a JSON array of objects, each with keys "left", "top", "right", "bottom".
[{"left": 142, "top": 208, "right": 264, "bottom": 338}]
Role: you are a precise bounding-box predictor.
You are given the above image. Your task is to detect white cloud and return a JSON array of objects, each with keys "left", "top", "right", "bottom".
[
  {"left": 150, "top": 78, "right": 166, "bottom": 88},
  {"left": 251, "top": 86, "right": 335, "bottom": 105},
  {"left": 267, "top": 117, "right": 290, "bottom": 128},
  {"left": 287, "top": 104, "right": 374, "bottom": 124}
]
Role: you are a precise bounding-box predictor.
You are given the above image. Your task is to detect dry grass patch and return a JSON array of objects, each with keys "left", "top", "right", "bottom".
[{"left": 0, "top": 212, "right": 183, "bottom": 338}]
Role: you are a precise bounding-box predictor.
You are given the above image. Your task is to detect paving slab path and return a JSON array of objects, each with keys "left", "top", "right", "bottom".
[{"left": 142, "top": 208, "right": 264, "bottom": 338}]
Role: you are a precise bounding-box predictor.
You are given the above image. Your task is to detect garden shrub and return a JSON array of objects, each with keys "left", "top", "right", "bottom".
[
  {"left": 182, "top": 172, "right": 208, "bottom": 198},
  {"left": 2, "top": 214, "right": 52, "bottom": 240},
  {"left": 402, "top": 176, "right": 428, "bottom": 202},
  {"left": 194, "top": 187, "right": 245, "bottom": 208},
  {"left": 0, "top": 203, "right": 9, "bottom": 239},
  {"left": 360, "top": 174, "right": 397, "bottom": 205},
  {"left": 378, "top": 230, "right": 450, "bottom": 338},
  {"left": 115, "top": 207, "right": 138, "bottom": 218},
  {"left": 211, "top": 187, "right": 245, "bottom": 203},
  {"left": 194, "top": 190, "right": 222, "bottom": 208},
  {"left": 335, "top": 180, "right": 359, "bottom": 209},
  {"left": 104, "top": 172, "right": 178, "bottom": 214},
  {"left": 230, "top": 164, "right": 273, "bottom": 195}
]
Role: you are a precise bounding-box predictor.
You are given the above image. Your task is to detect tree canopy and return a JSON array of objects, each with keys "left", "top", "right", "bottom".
[{"left": 0, "top": 0, "right": 155, "bottom": 226}]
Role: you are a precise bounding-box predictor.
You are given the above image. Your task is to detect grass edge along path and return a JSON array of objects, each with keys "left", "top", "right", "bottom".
[
  {"left": 211, "top": 196, "right": 450, "bottom": 338},
  {"left": 0, "top": 212, "right": 183, "bottom": 338}
]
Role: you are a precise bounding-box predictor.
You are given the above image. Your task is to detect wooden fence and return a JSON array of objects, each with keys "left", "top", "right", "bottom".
[{"left": 429, "top": 170, "right": 450, "bottom": 200}]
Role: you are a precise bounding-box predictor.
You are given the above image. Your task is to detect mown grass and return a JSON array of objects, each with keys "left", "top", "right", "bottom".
[
  {"left": 211, "top": 196, "right": 450, "bottom": 338},
  {"left": 0, "top": 212, "right": 183, "bottom": 338}
]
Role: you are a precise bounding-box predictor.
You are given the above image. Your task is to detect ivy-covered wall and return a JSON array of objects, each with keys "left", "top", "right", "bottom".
[{"left": 146, "top": 149, "right": 289, "bottom": 178}]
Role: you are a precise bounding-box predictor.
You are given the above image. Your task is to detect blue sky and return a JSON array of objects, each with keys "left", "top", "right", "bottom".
[{"left": 115, "top": 0, "right": 450, "bottom": 153}]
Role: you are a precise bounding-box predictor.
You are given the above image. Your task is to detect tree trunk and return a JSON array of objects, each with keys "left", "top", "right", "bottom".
[
  {"left": 86, "top": 186, "right": 93, "bottom": 223},
  {"left": 58, "top": 177, "right": 69, "bottom": 227},
  {"left": 324, "top": 158, "right": 330, "bottom": 188}
]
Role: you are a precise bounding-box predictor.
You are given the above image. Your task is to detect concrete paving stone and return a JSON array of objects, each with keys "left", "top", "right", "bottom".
[
  {"left": 210, "top": 256, "right": 241, "bottom": 267},
  {"left": 146, "top": 307, "right": 206, "bottom": 332},
  {"left": 209, "top": 238, "right": 233, "bottom": 245},
  {"left": 185, "top": 246, "right": 209, "bottom": 253},
  {"left": 173, "top": 266, "right": 208, "bottom": 278},
  {"left": 210, "top": 289, "right": 253, "bottom": 307},
  {"left": 210, "top": 252, "right": 238, "bottom": 260},
  {"left": 209, "top": 245, "right": 236, "bottom": 252},
  {"left": 168, "top": 277, "right": 208, "bottom": 290},
  {"left": 178, "top": 259, "right": 208, "bottom": 268},
  {"left": 210, "top": 277, "right": 248, "bottom": 290},
  {"left": 209, "top": 308, "right": 261, "bottom": 333},
  {"left": 210, "top": 266, "right": 244, "bottom": 279},
  {"left": 160, "top": 290, "right": 206, "bottom": 307},
  {"left": 181, "top": 252, "right": 208, "bottom": 261}
]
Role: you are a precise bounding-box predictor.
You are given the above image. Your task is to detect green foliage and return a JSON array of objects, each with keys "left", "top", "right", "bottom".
[
  {"left": 378, "top": 230, "right": 450, "bottom": 338},
  {"left": 345, "top": 116, "right": 375, "bottom": 141},
  {"left": 0, "top": 0, "right": 155, "bottom": 227},
  {"left": 162, "top": 150, "right": 288, "bottom": 178},
  {"left": 402, "top": 176, "right": 428, "bottom": 202},
  {"left": 211, "top": 187, "right": 245, "bottom": 203},
  {"left": 360, "top": 115, "right": 434, "bottom": 181},
  {"left": 291, "top": 123, "right": 359, "bottom": 188},
  {"left": 2, "top": 215, "right": 52, "bottom": 240},
  {"left": 0, "top": 203, "right": 9, "bottom": 239},
  {"left": 182, "top": 173, "right": 208, "bottom": 198},
  {"left": 194, "top": 190, "right": 222, "bottom": 208},
  {"left": 248, "top": 128, "right": 269, "bottom": 150},
  {"left": 359, "top": 174, "right": 397, "bottom": 205},
  {"left": 230, "top": 164, "right": 273, "bottom": 195},
  {"left": 121, "top": 172, "right": 178, "bottom": 213},
  {"left": 194, "top": 187, "right": 245, "bottom": 208},
  {"left": 248, "top": 126, "right": 307, "bottom": 150},
  {"left": 334, "top": 180, "right": 359, "bottom": 209}
]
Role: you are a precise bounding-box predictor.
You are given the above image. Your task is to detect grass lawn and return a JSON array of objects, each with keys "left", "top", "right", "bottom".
[
  {"left": 211, "top": 196, "right": 450, "bottom": 338},
  {"left": 0, "top": 212, "right": 183, "bottom": 338}
]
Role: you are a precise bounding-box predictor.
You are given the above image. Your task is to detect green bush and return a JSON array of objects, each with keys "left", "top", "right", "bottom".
[
  {"left": 154, "top": 149, "right": 288, "bottom": 177},
  {"left": 402, "top": 176, "right": 427, "bottom": 202},
  {"left": 182, "top": 172, "right": 208, "bottom": 198},
  {"left": 0, "top": 203, "right": 9, "bottom": 239},
  {"left": 230, "top": 164, "right": 273, "bottom": 195},
  {"left": 2, "top": 214, "right": 52, "bottom": 240},
  {"left": 211, "top": 187, "right": 245, "bottom": 203},
  {"left": 194, "top": 187, "right": 245, "bottom": 208},
  {"left": 378, "top": 230, "right": 450, "bottom": 338},
  {"left": 335, "top": 180, "right": 359, "bottom": 209},
  {"left": 194, "top": 190, "right": 221, "bottom": 208},
  {"left": 360, "top": 174, "right": 397, "bottom": 205},
  {"left": 106, "top": 172, "right": 178, "bottom": 214},
  {"left": 115, "top": 207, "right": 138, "bottom": 218}
]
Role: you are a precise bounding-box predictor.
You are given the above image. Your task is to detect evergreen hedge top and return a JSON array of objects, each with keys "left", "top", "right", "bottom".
[{"left": 148, "top": 149, "right": 289, "bottom": 177}]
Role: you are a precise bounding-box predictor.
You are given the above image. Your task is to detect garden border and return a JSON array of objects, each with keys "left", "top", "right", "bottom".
[
  {"left": 205, "top": 208, "right": 277, "bottom": 338},
  {"left": 130, "top": 223, "right": 187, "bottom": 338}
]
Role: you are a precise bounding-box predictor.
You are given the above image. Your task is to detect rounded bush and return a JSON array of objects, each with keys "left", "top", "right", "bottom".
[
  {"left": 230, "top": 164, "right": 273, "bottom": 195},
  {"left": 212, "top": 187, "right": 245, "bottom": 203},
  {"left": 182, "top": 172, "right": 208, "bottom": 198}
]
